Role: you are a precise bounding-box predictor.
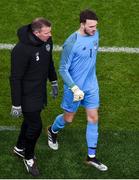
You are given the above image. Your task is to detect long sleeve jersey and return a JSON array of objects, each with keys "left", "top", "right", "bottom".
[{"left": 59, "top": 31, "right": 99, "bottom": 92}]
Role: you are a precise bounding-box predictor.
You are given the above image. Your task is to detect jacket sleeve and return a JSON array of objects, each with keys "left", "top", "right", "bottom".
[
  {"left": 48, "top": 39, "right": 57, "bottom": 82},
  {"left": 10, "top": 44, "right": 29, "bottom": 106}
]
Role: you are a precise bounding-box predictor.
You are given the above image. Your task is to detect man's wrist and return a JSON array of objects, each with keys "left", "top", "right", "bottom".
[
  {"left": 70, "top": 85, "right": 79, "bottom": 92},
  {"left": 70, "top": 84, "right": 76, "bottom": 89}
]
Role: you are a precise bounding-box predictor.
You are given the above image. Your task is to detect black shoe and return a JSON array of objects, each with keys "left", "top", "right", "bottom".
[
  {"left": 23, "top": 158, "right": 40, "bottom": 176},
  {"left": 13, "top": 146, "right": 25, "bottom": 158},
  {"left": 85, "top": 156, "right": 108, "bottom": 171},
  {"left": 47, "top": 126, "right": 58, "bottom": 150}
]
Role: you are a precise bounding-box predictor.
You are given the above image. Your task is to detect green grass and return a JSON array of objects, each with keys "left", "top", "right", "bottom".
[
  {"left": 0, "top": 0, "right": 139, "bottom": 46},
  {"left": 0, "top": 50, "right": 139, "bottom": 178},
  {"left": 0, "top": 129, "right": 138, "bottom": 178},
  {"left": 97, "top": 53, "right": 139, "bottom": 131},
  {"left": 0, "top": 0, "right": 139, "bottom": 178}
]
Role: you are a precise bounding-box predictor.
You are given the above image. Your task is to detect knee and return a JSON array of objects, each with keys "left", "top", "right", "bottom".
[
  {"left": 63, "top": 113, "right": 74, "bottom": 123},
  {"left": 64, "top": 117, "right": 73, "bottom": 123},
  {"left": 33, "top": 118, "right": 42, "bottom": 131},
  {"left": 26, "top": 120, "right": 42, "bottom": 139},
  {"left": 88, "top": 114, "right": 98, "bottom": 124}
]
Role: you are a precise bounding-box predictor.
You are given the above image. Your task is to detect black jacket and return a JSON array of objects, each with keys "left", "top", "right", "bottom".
[{"left": 10, "top": 24, "right": 57, "bottom": 112}]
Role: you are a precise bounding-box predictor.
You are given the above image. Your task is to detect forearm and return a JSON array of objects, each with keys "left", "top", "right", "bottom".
[{"left": 59, "top": 68, "right": 75, "bottom": 88}]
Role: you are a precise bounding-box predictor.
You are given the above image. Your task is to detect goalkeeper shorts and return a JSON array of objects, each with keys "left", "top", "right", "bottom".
[{"left": 61, "top": 88, "right": 99, "bottom": 112}]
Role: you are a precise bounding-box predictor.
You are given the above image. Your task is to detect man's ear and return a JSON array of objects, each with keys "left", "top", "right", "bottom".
[
  {"left": 33, "top": 30, "right": 39, "bottom": 37},
  {"left": 80, "top": 22, "right": 85, "bottom": 29}
]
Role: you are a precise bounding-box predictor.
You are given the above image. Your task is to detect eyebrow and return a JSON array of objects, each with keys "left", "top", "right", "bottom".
[
  {"left": 89, "top": 25, "right": 97, "bottom": 27},
  {"left": 43, "top": 30, "right": 51, "bottom": 34}
]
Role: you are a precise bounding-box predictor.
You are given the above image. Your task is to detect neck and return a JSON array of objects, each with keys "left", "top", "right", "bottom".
[{"left": 78, "top": 27, "right": 86, "bottom": 36}]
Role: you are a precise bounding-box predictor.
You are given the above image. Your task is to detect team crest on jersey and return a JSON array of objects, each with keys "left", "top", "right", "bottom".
[
  {"left": 93, "top": 41, "right": 98, "bottom": 50},
  {"left": 82, "top": 46, "right": 86, "bottom": 50},
  {"left": 35, "top": 52, "right": 40, "bottom": 61},
  {"left": 46, "top": 44, "right": 50, "bottom": 52}
]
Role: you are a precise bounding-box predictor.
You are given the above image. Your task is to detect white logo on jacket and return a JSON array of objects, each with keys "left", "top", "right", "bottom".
[
  {"left": 35, "top": 52, "right": 40, "bottom": 61},
  {"left": 46, "top": 44, "right": 50, "bottom": 52}
]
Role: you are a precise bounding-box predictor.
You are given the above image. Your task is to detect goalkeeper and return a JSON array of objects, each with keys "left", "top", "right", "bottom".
[{"left": 47, "top": 9, "right": 108, "bottom": 171}]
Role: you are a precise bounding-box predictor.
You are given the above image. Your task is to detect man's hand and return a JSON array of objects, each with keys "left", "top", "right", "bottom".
[
  {"left": 71, "top": 85, "right": 84, "bottom": 102},
  {"left": 51, "top": 81, "right": 58, "bottom": 99},
  {"left": 10, "top": 106, "right": 22, "bottom": 118}
]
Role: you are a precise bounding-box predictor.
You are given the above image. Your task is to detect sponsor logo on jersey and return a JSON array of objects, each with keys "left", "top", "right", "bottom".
[{"left": 82, "top": 46, "right": 86, "bottom": 50}]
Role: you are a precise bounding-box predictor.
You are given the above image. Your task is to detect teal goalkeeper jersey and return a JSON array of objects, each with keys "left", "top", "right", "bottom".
[{"left": 59, "top": 31, "right": 99, "bottom": 92}]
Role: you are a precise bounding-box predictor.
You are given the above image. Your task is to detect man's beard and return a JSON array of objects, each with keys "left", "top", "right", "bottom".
[{"left": 84, "top": 28, "right": 95, "bottom": 36}]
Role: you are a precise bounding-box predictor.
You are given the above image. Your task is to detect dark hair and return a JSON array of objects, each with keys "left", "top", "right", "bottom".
[
  {"left": 80, "top": 9, "right": 98, "bottom": 23},
  {"left": 31, "top": 17, "right": 51, "bottom": 32}
]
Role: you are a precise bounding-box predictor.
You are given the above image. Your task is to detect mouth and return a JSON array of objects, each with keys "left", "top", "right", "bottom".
[{"left": 91, "top": 31, "right": 96, "bottom": 35}]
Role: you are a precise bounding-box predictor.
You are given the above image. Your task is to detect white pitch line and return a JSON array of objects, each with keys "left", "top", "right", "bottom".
[
  {"left": 0, "top": 43, "right": 139, "bottom": 53},
  {"left": 0, "top": 126, "right": 18, "bottom": 131},
  {"left": 99, "top": 47, "right": 139, "bottom": 53}
]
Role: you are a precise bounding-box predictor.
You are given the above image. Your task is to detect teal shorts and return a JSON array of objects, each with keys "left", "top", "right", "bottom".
[{"left": 61, "top": 88, "right": 99, "bottom": 112}]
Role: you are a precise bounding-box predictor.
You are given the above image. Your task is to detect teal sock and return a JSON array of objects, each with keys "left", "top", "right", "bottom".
[
  {"left": 86, "top": 121, "right": 98, "bottom": 157},
  {"left": 51, "top": 114, "right": 67, "bottom": 133}
]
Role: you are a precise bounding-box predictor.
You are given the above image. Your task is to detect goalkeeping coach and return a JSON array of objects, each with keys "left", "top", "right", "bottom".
[{"left": 9, "top": 17, "right": 58, "bottom": 176}]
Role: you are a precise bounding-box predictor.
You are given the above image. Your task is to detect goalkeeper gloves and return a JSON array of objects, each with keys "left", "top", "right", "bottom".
[
  {"left": 71, "top": 85, "right": 84, "bottom": 102},
  {"left": 10, "top": 106, "right": 22, "bottom": 118},
  {"left": 51, "top": 80, "right": 58, "bottom": 99}
]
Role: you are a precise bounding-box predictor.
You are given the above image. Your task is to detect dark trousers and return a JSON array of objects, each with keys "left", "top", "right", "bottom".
[{"left": 16, "top": 110, "right": 42, "bottom": 160}]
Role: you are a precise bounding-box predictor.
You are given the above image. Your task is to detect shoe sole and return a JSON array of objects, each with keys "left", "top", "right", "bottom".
[
  {"left": 84, "top": 160, "right": 108, "bottom": 171},
  {"left": 48, "top": 141, "right": 58, "bottom": 150}
]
